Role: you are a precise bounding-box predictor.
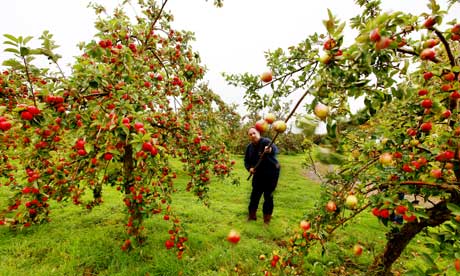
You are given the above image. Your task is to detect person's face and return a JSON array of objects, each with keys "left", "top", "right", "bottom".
[{"left": 248, "top": 128, "right": 261, "bottom": 144}]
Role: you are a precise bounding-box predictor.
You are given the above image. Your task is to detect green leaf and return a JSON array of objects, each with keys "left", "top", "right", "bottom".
[
  {"left": 420, "top": 252, "right": 437, "bottom": 269},
  {"left": 23, "top": 36, "right": 34, "bottom": 44},
  {"left": 447, "top": 203, "right": 460, "bottom": 214},
  {"left": 3, "top": 34, "right": 18, "bottom": 43},
  {"left": 3, "top": 41, "right": 17, "bottom": 47},
  {"left": 4, "top": 48, "right": 19, "bottom": 54},
  {"left": 452, "top": 66, "right": 460, "bottom": 73}
]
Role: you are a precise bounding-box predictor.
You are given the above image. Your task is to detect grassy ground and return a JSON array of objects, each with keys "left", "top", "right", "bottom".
[{"left": 0, "top": 154, "right": 446, "bottom": 275}]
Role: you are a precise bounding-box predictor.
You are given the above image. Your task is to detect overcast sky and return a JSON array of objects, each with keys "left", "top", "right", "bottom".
[{"left": 1, "top": 0, "right": 459, "bottom": 114}]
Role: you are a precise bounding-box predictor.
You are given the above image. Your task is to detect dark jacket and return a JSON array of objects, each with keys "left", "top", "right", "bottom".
[{"left": 244, "top": 137, "right": 280, "bottom": 174}]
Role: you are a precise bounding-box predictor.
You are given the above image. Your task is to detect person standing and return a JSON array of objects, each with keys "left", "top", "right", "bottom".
[{"left": 244, "top": 127, "right": 280, "bottom": 224}]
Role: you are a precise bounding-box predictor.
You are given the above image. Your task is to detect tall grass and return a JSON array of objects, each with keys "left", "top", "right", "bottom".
[{"left": 0, "top": 154, "right": 440, "bottom": 275}]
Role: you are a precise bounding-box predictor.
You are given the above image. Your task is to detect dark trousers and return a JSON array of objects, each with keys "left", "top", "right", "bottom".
[{"left": 248, "top": 168, "right": 280, "bottom": 215}]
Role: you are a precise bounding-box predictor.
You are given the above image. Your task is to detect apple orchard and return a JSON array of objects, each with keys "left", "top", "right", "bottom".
[{"left": 2, "top": 0, "right": 460, "bottom": 275}]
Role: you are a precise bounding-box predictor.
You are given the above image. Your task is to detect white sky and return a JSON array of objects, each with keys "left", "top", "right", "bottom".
[{"left": 1, "top": 0, "right": 459, "bottom": 115}]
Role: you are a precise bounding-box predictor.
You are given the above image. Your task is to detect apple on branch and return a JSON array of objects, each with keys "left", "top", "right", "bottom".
[
  {"left": 264, "top": 113, "right": 276, "bottom": 124},
  {"left": 272, "top": 120, "right": 287, "bottom": 133},
  {"left": 314, "top": 103, "right": 329, "bottom": 120},
  {"left": 345, "top": 194, "right": 358, "bottom": 209},
  {"left": 260, "top": 71, "right": 273, "bottom": 83},
  {"left": 255, "top": 119, "right": 269, "bottom": 133}
]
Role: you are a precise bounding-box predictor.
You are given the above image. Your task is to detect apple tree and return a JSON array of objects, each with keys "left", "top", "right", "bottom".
[
  {"left": 0, "top": 0, "right": 236, "bottom": 255},
  {"left": 225, "top": 0, "right": 460, "bottom": 274}
]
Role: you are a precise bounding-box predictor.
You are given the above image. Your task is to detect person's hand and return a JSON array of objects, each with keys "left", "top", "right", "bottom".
[
  {"left": 264, "top": 146, "right": 272, "bottom": 153},
  {"left": 249, "top": 167, "right": 256, "bottom": 174}
]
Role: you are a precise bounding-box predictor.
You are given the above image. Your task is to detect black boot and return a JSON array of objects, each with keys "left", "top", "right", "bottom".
[
  {"left": 248, "top": 210, "right": 257, "bottom": 221},
  {"left": 263, "top": 214, "right": 272, "bottom": 224}
]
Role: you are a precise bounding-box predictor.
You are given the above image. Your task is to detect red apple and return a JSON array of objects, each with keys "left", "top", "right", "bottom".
[
  {"left": 423, "top": 16, "right": 436, "bottom": 29},
  {"left": 443, "top": 72, "right": 455, "bottom": 82},
  {"left": 323, "top": 38, "right": 336, "bottom": 50},
  {"left": 227, "top": 229, "right": 241, "bottom": 244},
  {"left": 345, "top": 195, "right": 358, "bottom": 209},
  {"left": 420, "top": 48, "right": 436, "bottom": 61},
  {"left": 314, "top": 103, "right": 329, "bottom": 120},
  {"left": 260, "top": 71, "right": 273, "bottom": 83},
  {"left": 442, "top": 110, "right": 452, "bottom": 119},
  {"left": 255, "top": 119, "right": 269, "bottom": 133},
  {"left": 264, "top": 113, "right": 276, "bottom": 124},
  {"left": 430, "top": 168, "right": 442, "bottom": 179},
  {"left": 423, "top": 72, "right": 434, "bottom": 80},
  {"left": 326, "top": 201, "right": 337, "bottom": 212},
  {"left": 420, "top": 99, "right": 433, "bottom": 109},
  {"left": 142, "top": 142, "right": 153, "bottom": 152},
  {"left": 369, "top": 28, "right": 381, "bottom": 42},
  {"left": 353, "top": 244, "right": 363, "bottom": 256},
  {"left": 272, "top": 120, "right": 287, "bottom": 133},
  {"left": 104, "top": 153, "right": 113, "bottom": 161},
  {"left": 452, "top": 23, "right": 460, "bottom": 34},
  {"left": 420, "top": 122, "right": 432, "bottom": 132},
  {"left": 418, "top": 89, "right": 429, "bottom": 96},
  {"left": 300, "top": 220, "right": 311, "bottom": 231},
  {"left": 0, "top": 120, "right": 12, "bottom": 131},
  {"left": 21, "top": 111, "right": 34, "bottom": 121},
  {"left": 455, "top": 259, "right": 460, "bottom": 272},
  {"left": 375, "top": 37, "right": 392, "bottom": 51},
  {"left": 423, "top": 38, "right": 439, "bottom": 48}
]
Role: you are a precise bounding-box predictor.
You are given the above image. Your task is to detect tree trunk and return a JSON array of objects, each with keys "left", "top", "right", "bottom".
[{"left": 369, "top": 200, "right": 452, "bottom": 275}]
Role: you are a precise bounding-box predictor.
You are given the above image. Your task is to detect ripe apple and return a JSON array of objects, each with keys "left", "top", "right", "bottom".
[
  {"left": 430, "top": 169, "right": 442, "bottom": 179},
  {"left": 455, "top": 259, "right": 460, "bottom": 272},
  {"left": 420, "top": 99, "right": 433, "bottom": 109},
  {"left": 420, "top": 48, "right": 436, "bottom": 61},
  {"left": 375, "top": 37, "right": 392, "bottom": 51},
  {"left": 443, "top": 72, "right": 455, "bottom": 81},
  {"left": 418, "top": 89, "right": 429, "bottom": 96},
  {"left": 345, "top": 195, "right": 358, "bottom": 209},
  {"left": 227, "top": 229, "right": 241, "bottom": 244},
  {"left": 369, "top": 28, "right": 381, "bottom": 42},
  {"left": 272, "top": 120, "right": 287, "bottom": 133},
  {"left": 423, "top": 38, "right": 439, "bottom": 48},
  {"left": 420, "top": 122, "right": 432, "bottom": 132},
  {"left": 442, "top": 110, "right": 452, "bottom": 119},
  {"left": 255, "top": 119, "right": 269, "bottom": 133},
  {"left": 452, "top": 24, "right": 460, "bottom": 34},
  {"left": 323, "top": 38, "right": 336, "bottom": 50},
  {"left": 326, "top": 201, "right": 337, "bottom": 212},
  {"left": 264, "top": 113, "right": 276, "bottom": 124},
  {"left": 423, "top": 72, "right": 434, "bottom": 80},
  {"left": 314, "top": 103, "right": 329, "bottom": 120},
  {"left": 423, "top": 16, "right": 437, "bottom": 29},
  {"left": 353, "top": 244, "right": 363, "bottom": 256},
  {"left": 260, "top": 71, "right": 273, "bottom": 83},
  {"left": 142, "top": 142, "right": 153, "bottom": 152},
  {"left": 300, "top": 220, "right": 311, "bottom": 231}
]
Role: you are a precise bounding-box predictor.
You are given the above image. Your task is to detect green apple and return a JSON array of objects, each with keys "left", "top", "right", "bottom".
[
  {"left": 314, "top": 103, "right": 329, "bottom": 120},
  {"left": 272, "top": 120, "right": 287, "bottom": 133},
  {"left": 345, "top": 194, "right": 358, "bottom": 209}
]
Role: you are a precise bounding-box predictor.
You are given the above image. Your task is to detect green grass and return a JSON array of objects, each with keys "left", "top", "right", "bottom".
[{"left": 0, "top": 154, "right": 450, "bottom": 275}]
